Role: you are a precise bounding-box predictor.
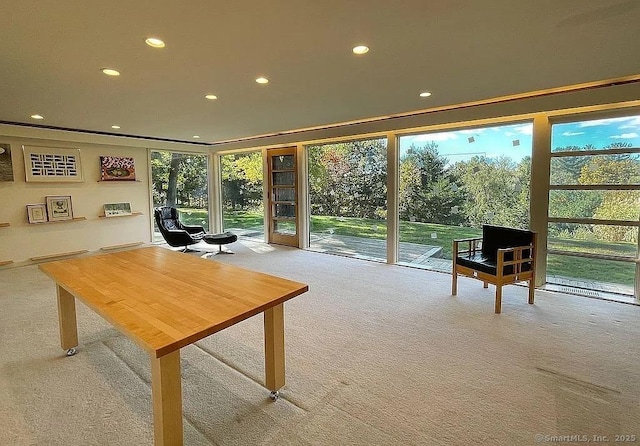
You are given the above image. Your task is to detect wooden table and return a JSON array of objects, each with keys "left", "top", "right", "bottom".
[{"left": 39, "top": 246, "right": 309, "bottom": 446}]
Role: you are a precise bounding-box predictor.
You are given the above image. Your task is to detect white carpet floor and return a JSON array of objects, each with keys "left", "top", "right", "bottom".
[{"left": 1, "top": 239, "right": 639, "bottom": 445}]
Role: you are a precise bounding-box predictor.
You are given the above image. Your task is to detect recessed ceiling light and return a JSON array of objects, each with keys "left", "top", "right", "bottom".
[
  {"left": 101, "top": 68, "right": 120, "bottom": 76},
  {"left": 419, "top": 91, "right": 432, "bottom": 98},
  {"left": 205, "top": 94, "right": 218, "bottom": 100},
  {"left": 111, "top": 125, "right": 121, "bottom": 129},
  {"left": 352, "top": 45, "right": 369, "bottom": 55},
  {"left": 145, "top": 37, "right": 165, "bottom": 48},
  {"left": 193, "top": 135, "right": 200, "bottom": 139},
  {"left": 255, "top": 77, "right": 269, "bottom": 84},
  {"left": 31, "top": 114, "right": 44, "bottom": 120}
]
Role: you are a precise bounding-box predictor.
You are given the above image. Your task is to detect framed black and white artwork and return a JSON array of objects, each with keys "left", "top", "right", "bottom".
[{"left": 23, "top": 146, "right": 83, "bottom": 182}]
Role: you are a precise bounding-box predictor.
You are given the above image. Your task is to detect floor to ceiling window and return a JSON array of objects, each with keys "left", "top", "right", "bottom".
[
  {"left": 150, "top": 150, "right": 209, "bottom": 243},
  {"left": 220, "top": 151, "right": 264, "bottom": 239},
  {"left": 397, "top": 122, "right": 533, "bottom": 272},
  {"left": 547, "top": 114, "right": 640, "bottom": 298},
  {"left": 307, "top": 138, "right": 387, "bottom": 261}
]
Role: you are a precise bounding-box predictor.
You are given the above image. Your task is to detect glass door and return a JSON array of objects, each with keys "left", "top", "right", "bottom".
[{"left": 268, "top": 147, "right": 298, "bottom": 247}]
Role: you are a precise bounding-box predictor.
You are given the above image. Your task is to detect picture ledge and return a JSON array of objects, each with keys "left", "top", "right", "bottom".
[
  {"left": 97, "top": 179, "right": 142, "bottom": 182},
  {"left": 98, "top": 212, "right": 142, "bottom": 218},
  {"left": 28, "top": 217, "right": 86, "bottom": 225},
  {"left": 0, "top": 222, "right": 10, "bottom": 228}
]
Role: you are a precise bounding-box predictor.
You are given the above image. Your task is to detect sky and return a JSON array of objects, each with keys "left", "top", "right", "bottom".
[{"left": 399, "top": 115, "right": 640, "bottom": 164}]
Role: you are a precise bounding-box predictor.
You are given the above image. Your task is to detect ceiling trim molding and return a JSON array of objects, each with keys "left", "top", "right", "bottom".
[
  {"left": 211, "top": 75, "right": 640, "bottom": 147},
  {"left": 0, "top": 121, "right": 210, "bottom": 147}
]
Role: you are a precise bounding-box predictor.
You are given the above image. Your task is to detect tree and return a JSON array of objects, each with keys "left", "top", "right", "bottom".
[
  {"left": 309, "top": 139, "right": 387, "bottom": 219},
  {"left": 452, "top": 155, "right": 530, "bottom": 229},
  {"left": 577, "top": 144, "right": 640, "bottom": 242},
  {"left": 547, "top": 142, "right": 640, "bottom": 241},
  {"left": 151, "top": 151, "right": 209, "bottom": 209},
  {"left": 399, "top": 143, "right": 466, "bottom": 225},
  {"left": 221, "top": 152, "right": 263, "bottom": 212}
]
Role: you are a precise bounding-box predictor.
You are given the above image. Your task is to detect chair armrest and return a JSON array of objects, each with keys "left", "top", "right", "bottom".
[
  {"left": 496, "top": 244, "right": 535, "bottom": 274},
  {"left": 496, "top": 245, "right": 534, "bottom": 260},
  {"left": 182, "top": 224, "right": 205, "bottom": 234},
  {"left": 453, "top": 237, "right": 483, "bottom": 256},
  {"left": 454, "top": 237, "right": 483, "bottom": 243}
]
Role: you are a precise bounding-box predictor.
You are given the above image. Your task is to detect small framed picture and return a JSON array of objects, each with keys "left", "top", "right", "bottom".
[
  {"left": 26, "top": 204, "right": 48, "bottom": 224},
  {"left": 46, "top": 195, "right": 73, "bottom": 221},
  {"left": 103, "top": 202, "right": 132, "bottom": 217}
]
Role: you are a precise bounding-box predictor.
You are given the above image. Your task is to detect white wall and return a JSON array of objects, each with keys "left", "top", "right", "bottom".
[{"left": 0, "top": 127, "right": 205, "bottom": 266}]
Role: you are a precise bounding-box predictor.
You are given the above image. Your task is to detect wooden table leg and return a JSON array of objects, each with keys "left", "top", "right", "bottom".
[
  {"left": 151, "top": 350, "right": 183, "bottom": 446},
  {"left": 264, "top": 304, "right": 285, "bottom": 392},
  {"left": 56, "top": 285, "right": 78, "bottom": 352}
]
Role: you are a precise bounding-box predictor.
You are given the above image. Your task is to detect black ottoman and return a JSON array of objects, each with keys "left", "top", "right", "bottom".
[{"left": 203, "top": 232, "right": 238, "bottom": 254}]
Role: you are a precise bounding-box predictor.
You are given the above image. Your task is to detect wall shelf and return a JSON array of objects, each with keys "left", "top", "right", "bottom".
[
  {"left": 0, "top": 222, "right": 10, "bottom": 228},
  {"left": 98, "top": 212, "right": 143, "bottom": 219},
  {"left": 100, "top": 241, "right": 144, "bottom": 251},
  {"left": 28, "top": 217, "right": 87, "bottom": 225},
  {"left": 30, "top": 250, "right": 89, "bottom": 262},
  {"left": 0, "top": 260, "right": 13, "bottom": 267}
]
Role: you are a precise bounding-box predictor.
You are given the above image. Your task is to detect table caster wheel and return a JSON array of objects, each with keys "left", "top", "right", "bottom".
[
  {"left": 66, "top": 348, "right": 77, "bottom": 356},
  {"left": 269, "top": 390, "right": 279, "bottom": 401}
]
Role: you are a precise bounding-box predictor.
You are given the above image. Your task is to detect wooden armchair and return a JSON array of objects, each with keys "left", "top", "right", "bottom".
[{"left": 452, "top": 225, "right": 537, "bottom": 313}]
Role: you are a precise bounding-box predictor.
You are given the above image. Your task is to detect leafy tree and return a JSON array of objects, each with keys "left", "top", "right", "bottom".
[
  {"left": 399, "top": 144, "right": 466, "bottom": 225},
  {"left": 452, "top": 155, "right": 530, "bottom": 229},
  {"left": 592, "top": 191, "right": 640, "bottom": 242},
  {"left": 548, "top": 142, "right": 640, "bottom": 241},
  {"left": 151, "top": 151, "right": 208, "bottom": 209},
  {"left": 221, "top": 152, "right": 263, "bottom": 212},
  {"left": 549, "top": 145, "right": 594, "bottom": 184},
  {"left": 309, "top": 139, "right": 387, "bottom": 219},
  {"left": 576, "top": 144, "right": 640, "bottom": 242}
]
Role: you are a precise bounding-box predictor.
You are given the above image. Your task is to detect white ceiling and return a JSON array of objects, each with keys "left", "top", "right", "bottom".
[{"left": 1, "top": 0, "right": 640, "bottom": 145}]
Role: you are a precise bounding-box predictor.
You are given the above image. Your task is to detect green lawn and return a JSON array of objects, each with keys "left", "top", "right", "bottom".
[
  {"left": 175, "top": 208, "right": 209, "bottom": 229},
  {"left": 223, "top": 211, "right": 264, "bottom": 230},
  {"left": 220, "top": 210, "right": 635, "bottom": 287}
]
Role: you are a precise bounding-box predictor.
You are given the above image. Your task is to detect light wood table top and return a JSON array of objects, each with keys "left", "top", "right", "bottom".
[{"left": 39, "top": 246, "right": 309, "bottom": 358}]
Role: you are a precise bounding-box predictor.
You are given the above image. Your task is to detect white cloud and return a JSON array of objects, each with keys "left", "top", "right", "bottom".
[
  {"left": 514, "top": 124, "right": 533, "bottom": 135},
  {"left": 618, "top": 116, "right": 640, "bottom": 129},
  {"left": 562, "top": 131, "right": 584, "bottom": 136},
  {"left": 578, "top": 117, "right": 629, "bottom": 127},
  {"left": 610, "top": 133, "right": 639, "bottom": 139},
  {"left": 412, "top": 132, "right": 458, "bottom": 142},
  {"left": 459, "top": 128, "right": 487, "bottom": 135}
]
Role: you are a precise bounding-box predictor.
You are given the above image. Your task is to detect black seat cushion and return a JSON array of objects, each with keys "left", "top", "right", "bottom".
[
  {"left": 203, "top": 232, "right": 238, "bottom": 245},
  {"left": 456, "top": 252, "right": 531, "bottom": 276},
  {"left": 456, "top": 252, "right": 498, "bottom": 275}
]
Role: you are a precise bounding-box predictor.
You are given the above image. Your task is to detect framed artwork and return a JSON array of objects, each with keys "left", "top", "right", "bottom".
[
  {"left": 103, "top": 202, "right": 132, "bottom": 217},
  {"left": 46, "top": 195, "right": 74, "bottom": 221},
  {"left": 26, "top": 204, "right": 48, "bottom": 223},
  {"left": 0, "top": 143, "right": 14, "bottom": 181},
  {"left": 100, "top": 156, "right": 136, "bottom": 181},
  {"left": 23, "top": 145, "right": 83, "bottom": 182}
]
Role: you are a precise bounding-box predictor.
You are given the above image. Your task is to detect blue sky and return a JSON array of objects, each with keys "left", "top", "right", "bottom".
[
  {"left": 551, "top": 116, "right": 640, "bottom": 150},
  {"left": 399, "top": 115, "right": 640, "bottom": 164}
]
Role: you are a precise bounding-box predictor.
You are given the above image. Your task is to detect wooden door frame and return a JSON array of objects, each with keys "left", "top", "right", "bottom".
[{"left": 267, "top": 147, "right": 299, "bottom": 247}]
